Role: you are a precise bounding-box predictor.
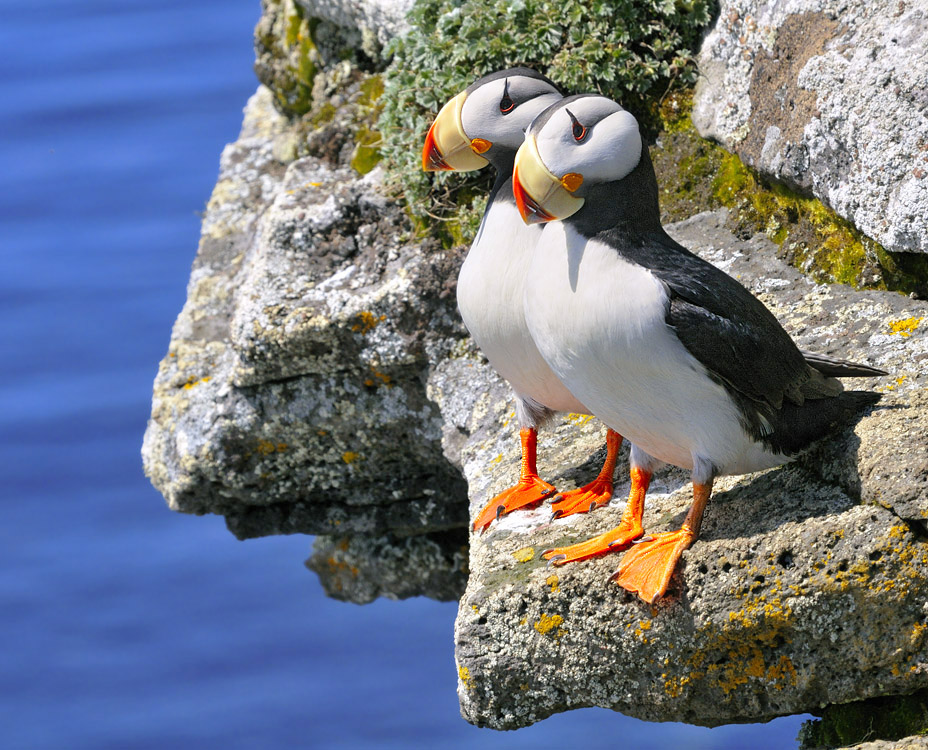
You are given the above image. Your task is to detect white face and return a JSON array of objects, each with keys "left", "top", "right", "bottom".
[
  {"left": 460, "top": 74, "right": 562, "bottom": 151},
  {"left": 530, "top": 96, "right": 642, "bottom": 189}
]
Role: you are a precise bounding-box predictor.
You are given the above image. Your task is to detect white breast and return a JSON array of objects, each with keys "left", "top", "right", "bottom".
[
  {"left": 456, "top": 197, "right": 587, "bottom": 414},
  {"left": 523, "top": 223, "right": 787, "bottom": 476}
]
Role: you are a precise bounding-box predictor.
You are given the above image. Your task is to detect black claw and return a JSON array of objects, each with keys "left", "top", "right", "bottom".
[
  {"left": 546, "top": 554, "right": 567, "bottom": 567},
  {"left": 495, "top": 505, "right": 505, "bottom": 520},
  {"left": 631, "top": 535, "right": 654, "bottom": 544},
  {"left": 550, "top": 509, "right": 564, "bottom": 521},
  {"left": 588, "top": 501, "right": 597, "bottom": 513}
]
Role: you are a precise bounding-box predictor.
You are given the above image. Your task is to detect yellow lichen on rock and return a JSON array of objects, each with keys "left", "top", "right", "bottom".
[
  {"left": 458, "top": 665, "right": 473, "bottom": 690},
  {"left": 257, "top": 439, "right": 288, "bottom": 456},
  {"left": 534, "top": 613, "right": 565, "bottom": 636},
  {"left": 888, "top": 317, "right": 922, "bottom": 337},
  {"left": 352, "top": 311, "right": 386, "bottom": 334}
]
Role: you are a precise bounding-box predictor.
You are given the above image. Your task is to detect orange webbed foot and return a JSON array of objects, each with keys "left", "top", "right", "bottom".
[
  {"left": 549, "top": 428, "right": 622, "bottom": 519},
  {"left": 542, "top": 519, "right": 644, "bottom": 565},
  {"left": 549, "top": 475, "right": 614, "bottom": 519},
  {"left": 472, "top": 475, "right": 556, "bottom": 532},
  {"left": 611, "top": 528, "right": 694, "bottom": 603}
]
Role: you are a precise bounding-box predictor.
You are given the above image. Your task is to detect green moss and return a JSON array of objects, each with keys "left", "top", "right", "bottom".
[
  {"left": 658, "top": 89, "right": 696, "bottom": 135},
  {"left": 284, "top": 9, "right": 302, "bottom": 46},
  {"left": 349, "top": 75, "right": 386, "bottom": 175},
  {"left": 651, "top": 97, "right": 928, "bottom": 295},
  {"left": 254, "top": 0, "right": 319, "bottom": 117},
  {"left": 875, "top": 246, "right": 928, "bottom": 298},
  {"left": 310, "top": 102, "right": 336, "bottom": 127},
  {"left": 358, "top": 75, "right": 384, "bottom": 107},
  {"left": 799, "top": 689, "right": 928, "bottom": 748},
  {"left": 704, "top": 136, "right": 883, "bottom": 291},
  {"left": 350, "top": 126, "right": 382, "bottom": 175}
]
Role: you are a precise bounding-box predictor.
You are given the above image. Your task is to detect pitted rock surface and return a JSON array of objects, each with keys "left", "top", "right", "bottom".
[
  {"left": 453, "top": 210, "right": 928, "bottom": 729},
  {"left": 142, "top": 87, "right": 468, "bottom": 542},
  {"left": 307, "top": 529, "right": 468, "bottom": 604},
  {"left": 693, "top": 0, "right": 928, "bottom": 255},
  {"left": 294, "top": 0, "right": 414, "bottom": 47}
]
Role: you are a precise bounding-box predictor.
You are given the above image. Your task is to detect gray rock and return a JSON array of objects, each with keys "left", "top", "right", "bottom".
[
  {"left": 142, "top": 87, "right": 468, "bottom": 542},
  {"left": 294, "top": 0, "right": 414, "bottom": 48},
  {"left": 307, "top": 529, "right": 468, "bottom": 604},
  {"left": 144, "top": 45, "right": 928, "bottom": 732},
  {"left": 842, "top": 739, "right": 928, "bottom": 750},
  {"left": 454, "top": 209, "right": 928, "bottom": 729},
  {"left": 692, "top": 0, "right": 928, "bottom": 255}
]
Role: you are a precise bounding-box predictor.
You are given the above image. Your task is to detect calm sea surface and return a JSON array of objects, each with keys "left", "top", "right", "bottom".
[{"left": 0, "top": 2, "right": 809, "bottom": 747}]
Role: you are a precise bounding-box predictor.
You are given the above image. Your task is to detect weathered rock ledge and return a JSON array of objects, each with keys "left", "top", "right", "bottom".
[
  {"left": 693, "top": 0, "right": 928, "bottom": 256},
  {"left": 141, "top": 87, "right": 468, "bottom": 549},
  {"left": 452, "top": 209, "right": 928, "bottom": 729},
  {"left": 142, "top": 83, "right": 928, "bottom": 726},
  {"left": 142, "top": 0, "right": 928, "bottom": 736}
]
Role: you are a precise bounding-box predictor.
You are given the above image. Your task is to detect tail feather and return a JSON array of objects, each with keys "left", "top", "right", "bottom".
[
  {"left": 768, "top": 390, "right": 882, "bottom": 456},
  {"left": 801, "top": 349, "right": 887, "bottom": 378}
]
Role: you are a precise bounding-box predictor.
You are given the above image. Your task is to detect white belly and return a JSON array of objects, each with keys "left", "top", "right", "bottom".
[
  {"left": 523, "top": 223, "right": 786, "bottom": 476},
  {"left": 457, "top": 197, "right": 586, "bottom": 414}
]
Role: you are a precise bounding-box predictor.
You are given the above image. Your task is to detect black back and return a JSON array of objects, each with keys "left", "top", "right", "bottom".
[{"left": 567, "top": 148, "right": 880, "bottom": 455}]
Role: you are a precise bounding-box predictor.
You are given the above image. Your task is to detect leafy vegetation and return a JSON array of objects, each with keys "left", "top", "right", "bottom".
[{"left": 378, "top": 0, "right": 715, "bottom": 236}]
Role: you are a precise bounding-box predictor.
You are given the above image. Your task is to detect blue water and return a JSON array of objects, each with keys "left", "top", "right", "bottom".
[{"left": 0, "top": 2, "right": 809, "bottom": 747}]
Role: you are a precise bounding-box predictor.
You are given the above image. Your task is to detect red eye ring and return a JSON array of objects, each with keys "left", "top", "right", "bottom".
[
  {"left": 500, "top": 96, "right": 514, "bottom": 113},
  {"left": 572, "top": 121, "right": 586, "bottom": 141}
]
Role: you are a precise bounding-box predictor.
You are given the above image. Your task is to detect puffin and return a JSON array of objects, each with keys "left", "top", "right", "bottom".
[
  {"left": 422, "top": 70, "right": 626, "bottom": 532},
  {"left": 511, "top": 94, "right": 885, "bottom": 603}
]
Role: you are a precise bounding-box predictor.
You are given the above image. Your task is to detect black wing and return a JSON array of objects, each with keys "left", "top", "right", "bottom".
[{"left": 611, "top": 229, "right": 810, "bottom": 411}]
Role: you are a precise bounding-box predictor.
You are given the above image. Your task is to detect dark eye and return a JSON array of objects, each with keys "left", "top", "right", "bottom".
[
  {"left": 566, "top": 108, "right": 587, "bottom": 141},
  {"left": 499, "top": 78, "right": 515, "bottom": 114}
]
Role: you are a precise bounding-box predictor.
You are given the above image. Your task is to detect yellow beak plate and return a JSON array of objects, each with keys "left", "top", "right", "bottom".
[
  {"left": 422, "top": 92, "right": 490, "bottom": 172},
  {"left": 512, "top": 135, "right": 584, "bottom": 223}
]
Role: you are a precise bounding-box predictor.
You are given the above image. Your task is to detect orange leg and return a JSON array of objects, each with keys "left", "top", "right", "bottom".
[
  {"left": 542, "top": 466, "right": 651, "bottom": 564},
  {"left": 612, "top": 480, "right": 712, "bottom": 603},
  {"left": 550, "top": 429, "right": 622, "bottom": 518},
  {"left": 472, "top": 428, "right": 556, "bottom": 532}
]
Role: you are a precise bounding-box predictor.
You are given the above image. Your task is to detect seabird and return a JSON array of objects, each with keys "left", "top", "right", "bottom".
[
  {"left": 512, "top": 94, "right": 885, "bottom": 602},
  {"left": 422, "top": 71, "right": 625, "bottom": 531}
]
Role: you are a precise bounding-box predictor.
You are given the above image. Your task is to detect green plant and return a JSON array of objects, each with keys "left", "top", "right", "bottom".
[{"left": 378, "top": 0, "right": 715, "bottom": 233}]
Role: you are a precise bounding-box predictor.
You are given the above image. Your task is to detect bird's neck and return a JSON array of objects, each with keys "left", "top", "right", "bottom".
[
  {"left": 568, "top": 147, "right": 664, "bottom": 240},
  {"left": 488, "top": 159, "right": 516, "bottom": 206},
  {"left": 487, "top": 148, "right": 516, "bottom": 176}
]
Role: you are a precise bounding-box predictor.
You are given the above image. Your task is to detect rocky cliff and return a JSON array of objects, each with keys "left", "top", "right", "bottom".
[{"left": 142, "top": 0, "right": 928, "bottom": 742}]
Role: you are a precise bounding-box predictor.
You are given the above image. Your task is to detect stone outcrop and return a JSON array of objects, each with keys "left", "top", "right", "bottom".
[
  {"left": 452, "top": 208, "right": 928, "bottom": 729},
  {"left": 295, "top": 0, "right": 413, "bottom": 47},
  {"left": 307, "top": 529, "right": 467, "bottom": 604},
  {"left": 833, "top": 740, "right": 928, "bottom": 750},
  {"left": 141, "top": 87, "right": 468, "bottom": 548},
  {"left": 143, "top": 0, "right": 928, "bottom": 736},
  {"left": 693, "top": 0, "right": 928, "bottom": 256}
]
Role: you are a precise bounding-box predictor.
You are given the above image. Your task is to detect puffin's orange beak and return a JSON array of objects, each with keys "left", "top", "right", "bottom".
[
  {"left": 513, "top": 160, "right": 555, "bottom": 224},
  {"left": 421, "top": 91, "right": 490, "bottom": 173},
  {"left": 422, "top": 122, "right": 452, "bottom": 171}
]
